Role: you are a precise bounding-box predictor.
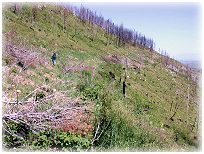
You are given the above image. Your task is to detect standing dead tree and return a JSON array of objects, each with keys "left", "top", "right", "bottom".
[
  {"left": 106, "top": 19, "right": 111, "bottom": 45},
  {"left": 123, "top": 57, "right": 128, "bottom": 98},
  {"left": 11, "top": 3, "right": 20, "bottom": 15},
  {"left": 63, "top": 8, "right": 68, "bottom": 32},
  {"left": 169, "top": 101, "right": 179, "bottom": 121},
  {"left": 32, "top": 5, "right": 38, "bottom": 24}
]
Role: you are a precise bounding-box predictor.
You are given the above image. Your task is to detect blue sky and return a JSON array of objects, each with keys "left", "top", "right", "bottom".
[{"left": 69, "top": 2, "right": 201, "bottom": 62}]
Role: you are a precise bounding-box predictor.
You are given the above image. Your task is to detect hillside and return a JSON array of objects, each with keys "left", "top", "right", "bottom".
[{"left": 2, "top": 3, "right": 201, "bottom": 151}]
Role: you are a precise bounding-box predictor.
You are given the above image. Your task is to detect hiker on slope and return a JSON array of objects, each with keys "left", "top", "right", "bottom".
[{"left": 51, "top": 52, "right": 57, "bottom": 66}]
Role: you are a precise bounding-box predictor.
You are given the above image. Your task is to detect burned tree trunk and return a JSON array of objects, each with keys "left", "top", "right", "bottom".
[
  {"left": 12, "top": 4, "right": 20, "bottom": 15},
  {"left": 123, "top": 57, "right": 128, "bottom": 98},
  {"left": 123, "top": 81, "right": 126, "bottom": 97},
  {"left": 169, "top": 102, "right": 179, "bottom": 121},
  {"left": 32, "top": 6, "right": 37, "bottom": 23},
  {"left": 63, "top": 8, "right": 68, "bottom": 32}
]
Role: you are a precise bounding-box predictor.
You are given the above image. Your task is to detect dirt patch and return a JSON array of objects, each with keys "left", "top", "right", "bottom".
[
  {"left": 103, "top": 54, "right": 144, "bottom": 70},
  {"left": 64, "top": 62, "right": 96, "bottom": 78},
  {"left": 12, "top": 74, "right": 35, "bottom": 86},
  {"left": 26, "top": 70, "right": 38, "bottom": 77}
]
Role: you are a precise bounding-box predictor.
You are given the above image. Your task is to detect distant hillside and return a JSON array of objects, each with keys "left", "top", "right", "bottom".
[
  {"left": 181, "top": 60, "right": 202, "bottom": 70},
  {"left": 2, "top": 3, "right": 201, "bottom": 152}
]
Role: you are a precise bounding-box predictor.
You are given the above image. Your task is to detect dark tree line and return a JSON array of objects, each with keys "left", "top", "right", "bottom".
[{"left": 66, "top": 4, "right": 155, "bottom": 50}]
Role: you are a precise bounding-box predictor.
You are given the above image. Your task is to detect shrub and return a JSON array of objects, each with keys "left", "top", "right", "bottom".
[
  {"left": 4, "top": 56, "right": 15, "bottom": 65},
  {"left": 3, "top": 119, "right": 91, "bottom": 151},
  {"left": 29, "top": 129, "right": 91, "bottom": 151},
  {"left": 3, "top": 119, "right": 31, "bottom": 148},
  {"left": 172, "top": 125, "right": 198, "bottom": 147},
  {"left": 45, "top": 77, "right": 49, "bottom": 84},
  {"left": 35, "top": 91, "right": 45, "bottom": 100},
  {"left": 11, "top": 67, "right": 18, "bottom": 74}
]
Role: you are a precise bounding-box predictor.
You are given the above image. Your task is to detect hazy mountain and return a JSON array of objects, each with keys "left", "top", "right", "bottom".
[{"left": 181, "top": 60, "right": 202, "bottom": 70}]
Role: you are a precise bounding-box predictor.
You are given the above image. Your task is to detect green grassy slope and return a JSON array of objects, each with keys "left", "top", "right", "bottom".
[{"left": 2, "top": 3, "right": 200, "bottom": 151}]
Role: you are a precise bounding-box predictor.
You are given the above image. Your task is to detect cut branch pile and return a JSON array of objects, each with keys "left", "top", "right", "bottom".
[
  {"left": 2, "top": 83, "right": 93, "bottom": 135},
  {"left": 4, "top": 43, "right": 49, "bottom": 69}
]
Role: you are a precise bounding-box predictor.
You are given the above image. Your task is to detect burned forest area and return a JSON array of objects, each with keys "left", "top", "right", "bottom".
[{"left": 2, "top": 3, "right": 201, "bottom": 152}]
